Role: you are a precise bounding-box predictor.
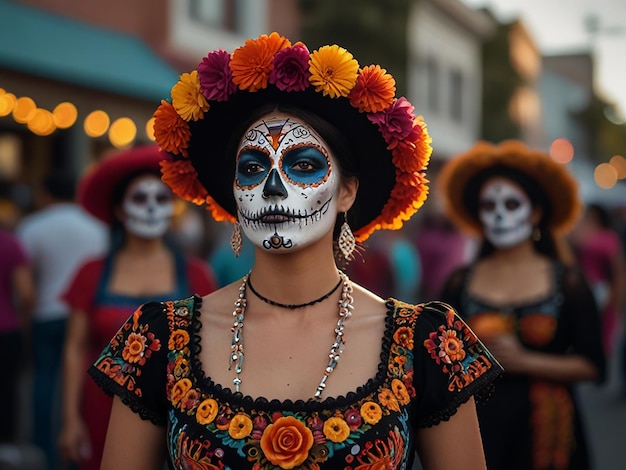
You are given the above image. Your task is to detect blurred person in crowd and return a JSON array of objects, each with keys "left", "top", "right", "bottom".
[
  {"left": 16, "top": 169, "right": 108, "bottom": 470},
  {"left": 414, "top": 209, "right": 471, "bottom": 302},
  {"left": 438, "top": 140, "right": 606, "bottom": 470},
  {"left": 87, "top": 33, "right": 502, "bottom": 469},
  {"left": 0, "top": 195, "right": 35, "bottom": 446},
  {"left": 58, "top": 145, "right": 217, "bottom": 470},
  {"left": 570, "top": 203, "right": 625, "bottom": 357}
]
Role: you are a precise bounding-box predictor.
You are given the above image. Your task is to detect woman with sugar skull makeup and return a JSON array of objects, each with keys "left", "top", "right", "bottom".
[
  {"left": 438, "top": 140, "right": 606, "bottom": 470},
  {"left": 87, "top": 33, "right": 502, "bottom": 470},
  {"left": 58, "top": 145, "right": 217, "bottom": 470}
]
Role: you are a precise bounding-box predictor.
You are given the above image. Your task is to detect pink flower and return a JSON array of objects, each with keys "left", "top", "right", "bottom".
[
  {"left": 344, "top": 408, "right": 362, "bottom": 431},
  {"left": 269, "top": 42, "right": 311, "bottom": 92},
  {"left": 367, "top": 97, "right": 420, "bottom": 149},
  {"left": 197, "top": 50, "right": 236, "bottom": 102}
]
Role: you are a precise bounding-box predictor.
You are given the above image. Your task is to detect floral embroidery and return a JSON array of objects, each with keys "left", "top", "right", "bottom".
[
  {"left": 519, "top": 313, "right": 558, "bottom": 346},
  {"left": 424, "top": 306, "right": 494, "bottom": 393}
]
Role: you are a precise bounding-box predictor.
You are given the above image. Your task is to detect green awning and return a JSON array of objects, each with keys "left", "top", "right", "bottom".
[{"left": 0, "top": 0, "right": 179, "bottom": 101}]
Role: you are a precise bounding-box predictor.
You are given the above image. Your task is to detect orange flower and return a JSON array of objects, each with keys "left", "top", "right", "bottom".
[
  {"left": 519, "top": 314, "right": 557, "bottom": 346},
  {"left": 260, "top": 416, "right": 314, "bottom": 469},
  {"left": 378, "top": 388, "right": 400, "bottom": 412},
  {"left": 439, "top": 330, "right": 466, "bottom": 363},
  {"left": 153, "top": 100, "right": 190, "bottom": 157},
  {"left": 322, "top": 417, "right": 351, "bottom": 443},
  {"left": 360, "top": 401, "right": 383, "bottom": 425},
  {"left": 171, "top": 71, "right": 209, "bottom": 121},
  {"left": 196, "top": 398, "right": 219, "bottom": 425},
  {"left": 391, "top": 379, "right": 411, "bottom": 405},
  {"left": 348, "top": 65, "right": 396, "bottom": 113},
  {"left": 228, "top": 413, "right": 253, "bottom": 439},
  {"left": 160, "top": 160, "right": 208, "bottom": 206},
  {"left": 122, "top": 332, "right": 146, "bottom": 363},
  {"left": 469, "top": 313, "right": 514, "bottom": 340},
  {"left": 170, "top": 378, "right": 192, "bottom": 405},
  {"left": 393, "top": 326, "right": 414, "bottom": 349},
  {"left": 231, "top": 32, "right": 291, "bottom": 92},
  {"left": 309, "top": 44, "right": 359, "bottom": 98},
  {"left": 205, "top": 195, "right": 237, "bottom": 224},
  {"left": 168, "top": 329, "right": 190, "bottom": 351}
]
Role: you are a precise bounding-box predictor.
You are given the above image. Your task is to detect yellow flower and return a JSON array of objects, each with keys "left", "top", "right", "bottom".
[
  {"left": 196, "top": 398, "right": 219, "bottom": 425},
  {"left": 170, "top": 378, "right": 192, "bottom": 405},
  {"left": 168, "top": 329, "right": 190, "bottom": 351},
  {"left": 122, "top": 332, "right": 146, "bottom": 363},
  {"left": 391, "top": 379, "right": 411, "bottom": 405},
  {"left": 171, "top": 71, "right": 209, "bottom": 121},
  {"left": 360, "top": 401, "right": 383, "bottom": 425},
  {"left": 228, "top": 413, "right": 253, "bottom": 439},
  {"left": 309, "top": 44, "right": 359, "bottom": 98},
  {"left": 378, "top": 388, "right": 400, "bottom": 412},
  {"left": 323, "top": 417, "right": 351, "bottom": 443}
]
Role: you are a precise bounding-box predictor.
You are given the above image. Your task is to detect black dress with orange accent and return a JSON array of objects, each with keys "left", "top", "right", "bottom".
[
  {"left": 88, "top": 297, "right": 502, "bottom": 469},
  {"left": 440, "top": 262, "right": 606, "bottom": 470}
]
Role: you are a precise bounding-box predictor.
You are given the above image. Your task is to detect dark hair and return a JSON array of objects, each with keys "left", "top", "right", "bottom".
[
  {"left": 43, "top": 170, "right": 77, "bottom": 201},
  {"left": 226, "top": 102, "right": 359, "bottom": 239},
  {"left": 465, "top": 165, "right": 559, "bottom": 259}
]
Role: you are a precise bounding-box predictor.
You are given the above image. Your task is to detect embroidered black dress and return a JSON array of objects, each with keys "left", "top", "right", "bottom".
[
  {"left": 440, "top": 262, "right": 606, "bottom": 470},
  {"left": 89, "top": 297, "right": 502, "bottom": 469}
]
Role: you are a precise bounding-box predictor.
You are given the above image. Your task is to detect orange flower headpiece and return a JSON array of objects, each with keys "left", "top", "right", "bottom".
[
  {"left": 438, "top": 140, "right": 582, "bottom": 237},
  {"left": 153, "top": 32, "right": 432, "bottom": 242}
]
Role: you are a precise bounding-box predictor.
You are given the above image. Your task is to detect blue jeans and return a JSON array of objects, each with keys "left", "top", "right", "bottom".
[{"left": 31, "top": 318, "right": 67, "bottom": 470}]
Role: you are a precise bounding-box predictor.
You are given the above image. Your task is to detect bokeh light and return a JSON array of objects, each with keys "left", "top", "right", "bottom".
[
  {"left": 145, "top": 117, "right": 156, "bottom": 141},
  {"left": 53, "top": 102, "right": 78, "bottom": 129},
  {"left": 549, "top": 138, "right": 574, "bottom": 164},
  {"left": 12, "top": 97, "right": 37, "bottom": 124},
  {"left": 27, "top": 108, "right": 56, "bottom": 136},
  {"left": 108, "top": 117, "right": 137, "bottom": 148},
  {"left": 0, "top": 93, "right": 17, "bottom": 117},
  {"left": 609, "top": 155, "right": 626, "bottom": 180},
  {"left": 84, "top": 110, "right": 110, "bottom": 137},
  {"left": 594, "top": 163, "right": 618, "bottom": 189}
]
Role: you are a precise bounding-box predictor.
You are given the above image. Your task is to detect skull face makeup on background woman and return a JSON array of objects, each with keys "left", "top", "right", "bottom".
[
  {"left": 121, "top": 174, "right": 174, "bottom": 239},
  {"left": 478, "top": 177, "right": 533, "bottom": 248},
  {"left": 234, "top": 113, "right": 341, "bottom": 252}
]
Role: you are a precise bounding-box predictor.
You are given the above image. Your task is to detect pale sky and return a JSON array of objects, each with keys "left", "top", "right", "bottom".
[{"left": 460, "top": 0, "right": 626, "bottom": 120}]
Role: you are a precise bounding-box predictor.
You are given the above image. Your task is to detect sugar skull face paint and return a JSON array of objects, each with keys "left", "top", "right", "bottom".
[
  {"left": 479, "top": 177, "right": 533, "bottom": 248},
  {"left": 122, "top": 175, "right": 174, "bottom": 239},
  {"left": 234, "top": 112, "right": 340, "bottom": 252}
]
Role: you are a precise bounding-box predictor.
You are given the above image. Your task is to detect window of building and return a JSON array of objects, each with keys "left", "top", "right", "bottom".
[
  {"left": 189, "top": 0, "right": 237, "bottom": 31},
  {"left": 426, "top": 56, "right": 439, "bottom": 114},
  {"left": 449, "top": 68, "right": 463, "bottom": 122}
]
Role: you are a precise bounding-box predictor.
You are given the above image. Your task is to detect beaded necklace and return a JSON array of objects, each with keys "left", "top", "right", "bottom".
[{"left": 229, "top": 271, "right": 354, "bottom": 400}]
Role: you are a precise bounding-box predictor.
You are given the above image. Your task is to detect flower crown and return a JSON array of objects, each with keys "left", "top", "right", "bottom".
[{"left": 153, "top": 32, "right": 432, "bottom": 242}]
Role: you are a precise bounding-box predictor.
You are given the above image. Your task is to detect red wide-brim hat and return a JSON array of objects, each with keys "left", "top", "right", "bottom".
[{"left": 77, "top": 144, "right": 172, "bottom": 225}]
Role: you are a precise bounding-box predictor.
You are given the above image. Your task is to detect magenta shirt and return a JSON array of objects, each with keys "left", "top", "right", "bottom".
[{"left": 0, "top": 230, "right": 30, "bottom": 333}]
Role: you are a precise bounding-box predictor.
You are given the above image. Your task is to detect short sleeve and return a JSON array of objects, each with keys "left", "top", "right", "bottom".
[
  {"left": 413, "top": 301, "right": 503, "bottom": 427},
  {"left": 87, "top": 300, "right": 171, "bottom": 426}
]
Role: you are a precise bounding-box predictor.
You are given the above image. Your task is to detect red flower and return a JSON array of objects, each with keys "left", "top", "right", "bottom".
[
  {"left": 269, "top": 42, "right": 311, "bottom": 92},
  {"left": 198, "top": 49, "right": 237, "bottom": 102},
  {"left": 368, "top": 97, "right": 421, "bottom": 149}
]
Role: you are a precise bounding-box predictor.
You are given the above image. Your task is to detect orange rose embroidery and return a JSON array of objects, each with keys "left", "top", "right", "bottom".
[
  {"left": 196, "top": 398, "right": 219, "bottom": 425},
  {"left": 122, "top": 332, "right": 146, "bottom": 363},
  {"left": 260, "top": 416, "right": 314, "bottom": 469},
  {"left": 360, "top": 401, "right": 383, "bottom": 425},
  {"left": 323, "top": 416, "right": 351, "bottom": 443},
  {"left": 168, "top": 329, "right": 190, "bottom": 351}
]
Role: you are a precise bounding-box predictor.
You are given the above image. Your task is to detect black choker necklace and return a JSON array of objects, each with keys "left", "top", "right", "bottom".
[{"left": 246, "top": 275, "right": 343, "bottom": 309}]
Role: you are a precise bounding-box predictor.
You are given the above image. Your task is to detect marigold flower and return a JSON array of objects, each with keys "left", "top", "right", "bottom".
[
  {"left": 160, "top": 160, "right": 208, "bottom": 206},
  {"left": 323, "top": 417, "right": 351, "bottom": 443},
  {"left": 196, "top": 398, "right": 219, "bottom": 425},
  {"left": 171, "top": 71, "right": 209, "bottom": 121},
  {"left": 391, "top": 378, "right": 411, "bottom": 405},
  {"left": 269, "top": 42, "right": 311, "bottom": 92},
  {"left": 260, "top": 416, "right": 314, "bottom": 469},
  {"left": 170, "top": 378, "right": 192, "bottom": 405},
  {"left": 122, "top": 332, "right": 146, "bottom": 363},
  {"left": 439, "top": 330, "right": 466, "bottom": 363},
  {"left": 228, "top": 413, "right": 253, "bottom": 439},
  {"left": 393, "top": 326, "right": 414, "bottom": 349},
  {"left": 378, "top": 388, "right": 400, "bottom": 412},
  {"left": 198, "top": 49, "right": 237, "bottom": 102},
  {"left": 168, "top": 329, "right": 190, "bottom": 351},
  {"left": 360, "top": 401, "right": 383, "bottom": 425},
  {"left": 348, "top": 64, "right": 396, "bottom": 113},
  {"left": 231, "top": 32, "right": 291, "bottom": 92},
  {"left": 153, "top": 100, "right": 190, "bottom": 157},
  {"left": 309, "top": 44, "right": 359, "bottom": 98},
  {"left": 205, "top": 195, "right": 237, "bottom": 224},
  {"left": 173, "top": 357, "right": 190, "bottom": 380}
]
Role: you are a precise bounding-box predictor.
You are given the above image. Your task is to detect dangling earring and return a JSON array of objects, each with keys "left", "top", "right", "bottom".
[
  {"left": 230, "top": 222, "right": 242, "bottom": 257},
  {"left": 338, "top": 212, "right": 356, "bottom": 261},
  {"left": 532, "top": 226, "right": 541, "bottom": 242}
]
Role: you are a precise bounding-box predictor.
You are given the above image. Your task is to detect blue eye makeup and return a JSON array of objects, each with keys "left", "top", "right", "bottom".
[
  {"left": 236, "top": 149, "right": 271, "bottom": 186},
  {"left": 282, "top": 146, "right": 330, "bottom": 184}
]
